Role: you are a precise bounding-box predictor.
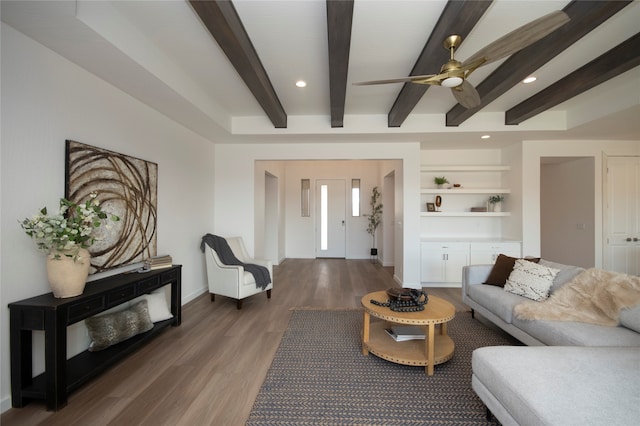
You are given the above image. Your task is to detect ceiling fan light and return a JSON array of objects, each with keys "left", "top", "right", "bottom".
[{"left": 442, "top": 76, "right": 463, "bottom": 88}]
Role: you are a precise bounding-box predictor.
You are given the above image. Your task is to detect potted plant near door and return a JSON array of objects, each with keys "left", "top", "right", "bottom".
[{"left": 366, "top": 186, "right": 383, "bottom": 257}]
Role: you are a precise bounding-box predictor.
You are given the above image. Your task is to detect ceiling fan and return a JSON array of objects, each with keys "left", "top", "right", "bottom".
[{"left": 354, "top": 10, "right": 570, "bottom": 109}]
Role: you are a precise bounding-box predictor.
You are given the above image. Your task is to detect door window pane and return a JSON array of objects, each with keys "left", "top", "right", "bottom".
[
  {"left": 321, "top": 184, "right": 328, "bottom": 250},
  {"left": 351, "top": 179, "right": 360, "bottom": 216},
  {"left": 301, "top": 179, "right": 310, "bottom": 217}
]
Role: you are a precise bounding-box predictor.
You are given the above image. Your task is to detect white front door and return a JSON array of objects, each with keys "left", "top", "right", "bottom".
[{"left": 316, "top": 179, "right": 346, "bottom": 258}]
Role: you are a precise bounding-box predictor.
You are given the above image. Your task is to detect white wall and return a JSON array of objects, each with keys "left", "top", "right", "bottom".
[
  {"left": 502, "top": 143, "right": 524, "bottom": 242},
  {"left": 214, "top": 143, "right": 421, "bottom": 287},
  {"left": 1, "top": 24, "right": 215, "bottom": 412},
  {"left": 521, "top": 139, "right": 640, "bottom": 263}
]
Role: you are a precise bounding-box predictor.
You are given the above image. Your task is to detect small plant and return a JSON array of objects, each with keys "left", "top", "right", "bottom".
[
  {"left": 434, "top": 176, "right": 449, "bottom": 185},
  {"left": 488, "top": 195, "right": 504, "bottom": 204}
]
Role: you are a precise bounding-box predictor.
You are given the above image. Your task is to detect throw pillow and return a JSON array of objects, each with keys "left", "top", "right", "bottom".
[
  {"left": 483, "top": 254, "right": 541, "bottom": 287},
  {"left": 85, "top": 300, "right": 153, "bottom": 352},
  {"left": 129, "top": 288, "right": 173, "bottom": 323},
  {"left": 504, "top": 259, "right": 560, "bottom": 301}
]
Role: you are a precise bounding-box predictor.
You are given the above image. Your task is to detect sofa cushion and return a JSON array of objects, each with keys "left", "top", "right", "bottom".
[
  {"left": 620, "top": 304, "right": 640, "bottom": 333},
  {"left": 504, "top": 259, "right": 559, "bottom": 301},
  {"left": 512, "top": 315, "right": 640, "bottom": 346},
  {"left": 468, "top": 283, "right": 529, "bottom": 324},
  {"left": 538, "top": 259, "right": 585, "bottom": 293},
  {"left": 483, "top": 254, "right": 540, "bottom": 287},
  {"left": 472, "top": 346, "right": 640, "bottom": 426}
]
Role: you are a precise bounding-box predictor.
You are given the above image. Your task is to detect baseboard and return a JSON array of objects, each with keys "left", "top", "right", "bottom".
[
  {"left": 182, "top": 286, "right": 208, "bottom": 304},
  {"left": 1, "top": 395, "right": 11, "bottom": 414}
]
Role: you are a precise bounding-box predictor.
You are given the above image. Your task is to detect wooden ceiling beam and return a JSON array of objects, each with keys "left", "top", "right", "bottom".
[
  {"left": 506, "top": 33, "right": 640, "bottom": 125},
  {"left": 189, "top": 0, "right": 287, "bottom": 128},
  {"left": 446, "top": 0, "right": 632, "bottom": 127},
  {"left": 327, "top": 0, "right": 354, "bottom": 128},
  {"left": 387, "top": 0, "right": 493, "bottom": 128}
]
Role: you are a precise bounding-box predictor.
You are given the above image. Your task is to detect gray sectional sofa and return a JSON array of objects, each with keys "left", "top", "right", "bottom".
[{"left": 462, "top": 259, "right": 640, "bottom": 425}]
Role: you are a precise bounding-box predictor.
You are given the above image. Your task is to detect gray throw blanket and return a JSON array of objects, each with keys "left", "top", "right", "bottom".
[{"left": 200, "top": 234, "right": 271, "bottom": 290}]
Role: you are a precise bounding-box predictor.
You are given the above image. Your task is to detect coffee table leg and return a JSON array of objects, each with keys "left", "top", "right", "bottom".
[
  {"left": 362, "top": 311, "right": 370, "bottom": 355},
  {"left": 440, "top": 322, "right": 447, "bottom": 335},
  {"left": 425, "top": 323, "right": 435, "bottom": 376}
]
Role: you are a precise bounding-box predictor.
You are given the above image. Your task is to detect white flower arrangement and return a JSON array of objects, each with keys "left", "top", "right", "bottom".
[{"left": 20, "top": 193, "right": 120, "bottom": 260}]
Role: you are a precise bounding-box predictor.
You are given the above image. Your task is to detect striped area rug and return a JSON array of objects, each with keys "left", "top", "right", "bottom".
[{"left": 247, "top": 309, "right": 516, "bottom": 425}]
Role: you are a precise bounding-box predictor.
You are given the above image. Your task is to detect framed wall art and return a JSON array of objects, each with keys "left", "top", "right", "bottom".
[{"left": 65, "top": 140, "right": 158, "bottom": 273}]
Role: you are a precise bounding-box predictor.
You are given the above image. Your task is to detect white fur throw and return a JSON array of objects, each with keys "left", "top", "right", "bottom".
[{"left": 514, "top": 268, "right": 640, "bottom": 326}]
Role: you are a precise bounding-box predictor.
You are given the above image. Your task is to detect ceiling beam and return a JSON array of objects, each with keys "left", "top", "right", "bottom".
[
  {"left": 446, "top": 0, "right": 632, "bottom": 127},
  {"left": 506, "top": 33, "right": 640, "bottom": 125},
  {"left": 326, "top": 0, "right": 354, "bottom": 128},
  {"left": 387, "top": 0, "right": 493, "bottom": 128},
  {"left": 189, "top": 0, "right": 287, "bottom": 128}
]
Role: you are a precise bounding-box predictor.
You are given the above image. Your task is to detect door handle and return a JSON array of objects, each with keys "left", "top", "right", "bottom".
[{"left": 341, "top": 220, "right": 345, "bottom": 226}]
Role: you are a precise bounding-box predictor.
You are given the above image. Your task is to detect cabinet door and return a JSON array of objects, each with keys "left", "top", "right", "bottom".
[
  {"left": 421, "top": 245, "right": 445, "bottom": 282},
  {"left": 422, "top": 242, "right": 469, "bottom": 283},
  {"left": 443, "top": 248, "right": 470, "bottom": 283}
]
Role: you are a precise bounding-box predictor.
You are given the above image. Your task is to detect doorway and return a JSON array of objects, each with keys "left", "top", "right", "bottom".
[
  {"left": 540, "top": 157, "right": 595, "bottom": 268},
  {"left": 316, "top": 179, "right": 346, "bottom": 258},
  {"left": 264, "top": 172, "right": 279, "bottom": 262}
]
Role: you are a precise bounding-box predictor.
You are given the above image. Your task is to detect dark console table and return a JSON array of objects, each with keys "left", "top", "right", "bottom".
[{"left": 9, "top": 265, "right": 182, "bottom": 411}]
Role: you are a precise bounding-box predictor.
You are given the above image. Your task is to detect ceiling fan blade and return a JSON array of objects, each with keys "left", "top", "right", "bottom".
[
  {"left": 463, "top": 10, "right": 569, "bottom": 68},
  {"left": 354, "top": 74, "right": 438, "bottom": 86},
  {"left": 451, "top": 81, "right": 481, "bottom": 109}
]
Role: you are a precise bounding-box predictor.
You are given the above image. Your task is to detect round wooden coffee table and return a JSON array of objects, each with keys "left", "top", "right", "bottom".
[{"left": 361, "top": 290, "right": 455, "bottom": 376}]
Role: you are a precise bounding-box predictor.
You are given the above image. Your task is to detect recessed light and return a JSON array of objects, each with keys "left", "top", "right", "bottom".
[
  {"left": 295, "top": 80, "right": 307, "bottom": 88},
  {"left": 481, "top": 135, "right": 491, "bottom": 140},
  {"left": 523, "top": 76, "right": 537, "bottom": 84}
]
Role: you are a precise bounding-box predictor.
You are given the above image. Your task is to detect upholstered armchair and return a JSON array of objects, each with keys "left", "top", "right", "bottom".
[{"left": 203, "top": 236, "right": 273, "bottom": 309}]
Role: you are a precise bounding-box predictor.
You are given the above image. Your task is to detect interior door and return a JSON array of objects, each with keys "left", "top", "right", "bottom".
[
  {"left": 605, "top": 156, "right": 640, "bottom": 275},
  {"left": 316, "top": 179, "right": 346, "bottom": 258}
]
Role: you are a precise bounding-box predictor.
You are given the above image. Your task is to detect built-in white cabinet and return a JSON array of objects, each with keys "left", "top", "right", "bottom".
[
  {"left": 421, "top": 240, "right": 521, "bottom": 285},
  {"left": 469, "top": 242, "right": 522, "bottom": 264},
  {"left": 421, "top": 242, "right": 470, "bottom": 283}
]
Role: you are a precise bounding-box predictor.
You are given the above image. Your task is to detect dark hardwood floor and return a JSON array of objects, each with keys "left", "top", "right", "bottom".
[{"left": 1, "top": 259, "right": 470, "bottom": 425}]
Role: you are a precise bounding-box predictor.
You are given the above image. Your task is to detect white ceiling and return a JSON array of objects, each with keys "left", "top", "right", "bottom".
[{"left": 2, "top": 0, "right": 639, "bottom": 149}]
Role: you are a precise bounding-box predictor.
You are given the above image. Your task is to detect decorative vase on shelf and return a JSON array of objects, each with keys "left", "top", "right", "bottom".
[
  {"left": 46, "top": 248, "right": 91, "bottom": 298},
  {"left": 492, "top": 203, "right": 502, "bottom": 213}
]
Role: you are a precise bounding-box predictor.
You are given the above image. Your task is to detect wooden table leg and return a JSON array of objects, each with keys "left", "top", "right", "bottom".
[
  {"left": 440, "top": 322, "right": 447, "bottom": 335},
  {"left": 362, "top": 311, "right": 370, "bottom": 355},
  {"left": 425, "top": 323, "right": 435, "bottom": 376}
]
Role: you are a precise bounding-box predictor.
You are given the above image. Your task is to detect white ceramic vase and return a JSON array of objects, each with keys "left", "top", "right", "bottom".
[
  {"left": 46, "top": 248, "right": 91, "bottom": 298},
  {"left": 492, "top": 202, "right": 502, "bottom": 213}
]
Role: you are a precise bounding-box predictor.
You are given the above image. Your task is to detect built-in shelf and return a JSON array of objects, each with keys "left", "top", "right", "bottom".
[
  {"left": 421, "top": 188, "right": 510, "bottom": 194},
  {"left": 421, "top": 165, "right": 510, "bottom": 172},
  {"left": 420, "top": 212, "right": 511, "bottom": 217}
]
